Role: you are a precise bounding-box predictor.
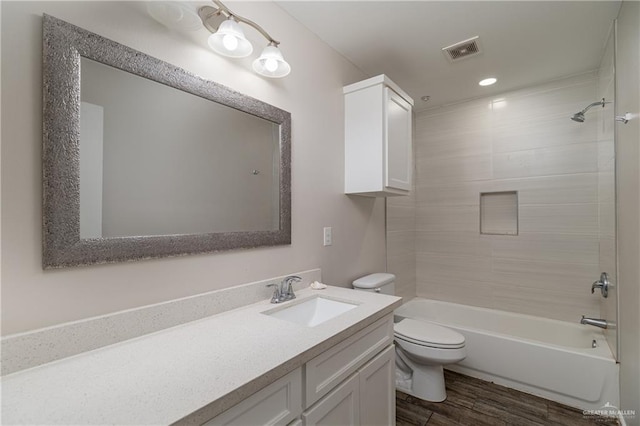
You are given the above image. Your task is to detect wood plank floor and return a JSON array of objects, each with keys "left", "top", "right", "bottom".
[{"left": 396, "top": 370, "right": 619, "bottom": 426}]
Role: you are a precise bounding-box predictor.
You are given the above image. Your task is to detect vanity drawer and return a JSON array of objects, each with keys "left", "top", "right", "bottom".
[
  {"left": 304, "top": 315, "right": 393, "bottom": 407},
  {"left": 204, "top": 368, "right": 302, "bottom": 426}
]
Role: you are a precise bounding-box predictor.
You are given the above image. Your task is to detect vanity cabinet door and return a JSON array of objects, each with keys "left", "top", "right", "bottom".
[
  {"left": 359, "top": 345, "right": 396, "bottom": 426},
  {"left": 302, "top": 373, "right": 360, "bottom": 426},
  {"left": 304, "top": 315, "right": 394, "bottom": 407},
  {"left": 204, "top": 368, "right": 302, "bottom": 426}
]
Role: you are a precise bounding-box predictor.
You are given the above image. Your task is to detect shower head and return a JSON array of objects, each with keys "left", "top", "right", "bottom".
[
  {"left": 570, "top": 98, "right": 610, "bottom": 123},
  {"left": 571, "top": 112, "right": 585, "bottom": 122}
]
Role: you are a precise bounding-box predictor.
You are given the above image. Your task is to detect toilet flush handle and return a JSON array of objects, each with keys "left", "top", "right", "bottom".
[{"left": 375, "top": 288, "right": 381, "bottom": 293}]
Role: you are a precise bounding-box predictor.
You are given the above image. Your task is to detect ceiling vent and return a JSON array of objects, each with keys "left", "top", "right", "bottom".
[{"left": 442, "top": 36, "right": 482, "bottom": 62}]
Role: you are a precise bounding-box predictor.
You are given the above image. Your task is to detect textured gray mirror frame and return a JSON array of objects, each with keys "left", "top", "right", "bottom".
[{"left": 42, "top": 15, "right": 291, "bottom": 269}]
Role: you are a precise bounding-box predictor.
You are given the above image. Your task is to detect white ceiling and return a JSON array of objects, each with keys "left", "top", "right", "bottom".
[{"left": 276, "top": 1, "right": 621, "bottom": 110}]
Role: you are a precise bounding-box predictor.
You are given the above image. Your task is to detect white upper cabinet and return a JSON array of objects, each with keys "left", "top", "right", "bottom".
[{"left": 344, "top": 75, "right": 413, "bottom": 197}]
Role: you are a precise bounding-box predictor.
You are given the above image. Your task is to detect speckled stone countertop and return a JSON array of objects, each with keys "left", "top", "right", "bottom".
[{"left": 1, "top": 286, "right": 401, "bottom": 425}]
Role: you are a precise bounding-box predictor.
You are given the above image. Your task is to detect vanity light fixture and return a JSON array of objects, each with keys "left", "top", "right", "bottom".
[
  {"left": 207, "top": 16, "right": 253, "bottom": 58},
  {"left": 197, "top": 0, "right": 291, "bottom": 78}
]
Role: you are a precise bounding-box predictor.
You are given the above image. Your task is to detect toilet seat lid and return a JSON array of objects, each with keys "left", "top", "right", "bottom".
[{"left": 394, "top": 318, "right": 465, "bottom": 349}]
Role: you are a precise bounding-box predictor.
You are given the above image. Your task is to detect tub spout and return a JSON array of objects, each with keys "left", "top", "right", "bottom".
[{"left": 580, "top": 316, "right": 608, "bottom": 329}]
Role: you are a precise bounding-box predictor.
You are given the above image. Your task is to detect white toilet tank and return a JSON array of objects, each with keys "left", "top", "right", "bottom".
[{"left": 352, "top": 273, "right": 395, "bottom": 295}]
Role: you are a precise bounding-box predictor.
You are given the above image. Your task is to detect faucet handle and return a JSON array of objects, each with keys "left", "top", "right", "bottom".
[
  {"left": 282, "top": 275, "right": 302, "bottom": 299},
  {"left": 591, "top": 272, "right": 610, "bottom": 298},
  {"left": 283, "top": 275, "right": 302, "bottom": 284},
  {"left": 266, "top": 283, "right": 281, "bottom": 303}
]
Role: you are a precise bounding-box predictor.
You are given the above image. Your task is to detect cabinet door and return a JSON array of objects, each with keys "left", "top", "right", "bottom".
[
  {"left": 359, "top": 345, "right": 396, "bottom": 426},
  {"left": 303, "top": 373, "right": 359, "bottom": 426},
  {"left": 385, "top": 87, "right": 412, "bottom": 191},
  {"left": 305, "top": 315, "right": 394, "bottom": 407},
  {"left": 204, "top": 368, "right": 302, "bottom": 426}
]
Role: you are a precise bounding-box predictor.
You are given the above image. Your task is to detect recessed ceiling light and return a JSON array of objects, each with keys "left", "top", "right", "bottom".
[
  {"left": 479, "top": 77, "right": 497, "bottom": 86},
  {"left": 421, "top": 95, "right": 431, "bottom": 102}
]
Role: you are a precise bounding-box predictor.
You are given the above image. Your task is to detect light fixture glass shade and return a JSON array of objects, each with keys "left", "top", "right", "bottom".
[
  {"left": 252, "top": 45, "right": 291, "bottom": 78},
  {"left": 208, "top": 18, "right": 253, "bottom": 58}
]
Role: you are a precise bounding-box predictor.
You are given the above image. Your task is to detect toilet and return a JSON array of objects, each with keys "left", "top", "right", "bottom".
[{"left": 352, "top": 273, "right": 466, "bottom": 402}]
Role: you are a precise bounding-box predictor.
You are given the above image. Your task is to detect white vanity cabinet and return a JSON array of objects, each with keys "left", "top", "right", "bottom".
[
  {"left": 302, "top": 315, "right": 396, "bottom": 426},
  {"left": 344, "top": 74, "right": 413, "bottom": 197},
  {"left": 204, "top": 368, "right": 302, "bottom": 426},
  {"left": 303, "top": 372, "right": 360, "bottom": 425},
  {"left": 206, "top": 315, "right": 396, "bottom": 426},
  {"left": 358, "top": 345, "right": 396, "bottom": 425},
  {"left": 303, "top": 345, "right": 395, "bottom": 426}
]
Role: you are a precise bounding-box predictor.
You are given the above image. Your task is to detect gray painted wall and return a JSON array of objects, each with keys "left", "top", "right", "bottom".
[{"left": 0, "top": 1, "right": 384, "bottom": 335}]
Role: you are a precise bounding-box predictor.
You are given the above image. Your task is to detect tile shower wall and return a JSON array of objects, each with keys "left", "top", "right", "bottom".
[
  {"left": 387, "top": 182, "right": 416, "bottom": 302},
  {"left": 387, "top": 109, "right": 417, "bottom": 303},
  {"left": 413, "top": 73, "right": 606, "bottom": 322}
]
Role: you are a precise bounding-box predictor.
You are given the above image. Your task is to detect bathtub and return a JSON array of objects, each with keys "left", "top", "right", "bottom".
[{"left": 395, "top": 298, "right": 619, "bottom": 411}]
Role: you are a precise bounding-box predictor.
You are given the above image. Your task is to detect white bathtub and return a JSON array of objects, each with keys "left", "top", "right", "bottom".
[{"left": 395, "top": 298, "right": 619, "bottom": 411}]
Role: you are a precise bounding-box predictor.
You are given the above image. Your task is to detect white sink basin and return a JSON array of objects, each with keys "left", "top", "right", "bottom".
[{"left": 263, "top": 296, "right": 358, "bottom": 327}]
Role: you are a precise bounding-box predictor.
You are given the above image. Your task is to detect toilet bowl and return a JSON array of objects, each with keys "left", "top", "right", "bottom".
[
  {"left": 352, "top": 273, "right": 466, "bottom": 402},
  {"left": 394, "top": 318, "right": 466, "bottom": 401}
]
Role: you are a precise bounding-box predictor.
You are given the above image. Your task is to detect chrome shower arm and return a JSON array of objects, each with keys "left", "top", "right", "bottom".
[
  {"left": 580, "top": 98, "right": 610, "bottom": 114},
  {"left": 571, "top": 98, "right": 612, "bottom": 122}
]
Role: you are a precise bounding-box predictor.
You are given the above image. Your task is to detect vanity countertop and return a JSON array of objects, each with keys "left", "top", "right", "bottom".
[{"left": 1, "top": 285, "right": 401, "bottom": 425}]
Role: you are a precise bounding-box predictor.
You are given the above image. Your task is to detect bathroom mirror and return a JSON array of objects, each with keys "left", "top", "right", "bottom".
[{"left": 42, "top": 15, "right": 291, "bottom": 268}]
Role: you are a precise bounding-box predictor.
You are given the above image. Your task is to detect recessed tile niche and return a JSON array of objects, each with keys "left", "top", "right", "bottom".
[{"left": 480, "top": 191, "right": 518, "bottom": 235}]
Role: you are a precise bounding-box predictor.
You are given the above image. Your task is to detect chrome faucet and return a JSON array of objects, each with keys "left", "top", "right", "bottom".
[
  {"left": 267, "top": 275, "right": 302, "bottom": 303},
  {"left": 580, "top": 315, "right": 608, "bottom": 329}
]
